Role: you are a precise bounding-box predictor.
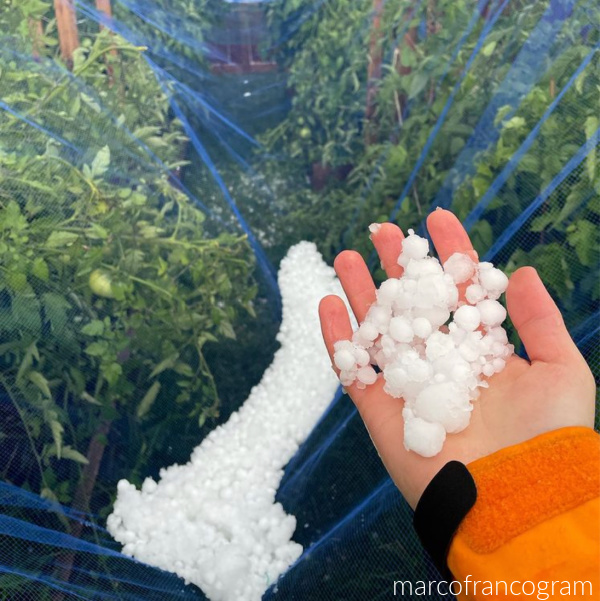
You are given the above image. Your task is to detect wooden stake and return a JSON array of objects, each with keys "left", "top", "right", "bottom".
[
  {"left": 365, "top": 0, "right": 384, "bottom": 145},
  {"left": 30, "top": 19, "right": 44, "bottom": 60},
  {"left": 54, "top": 0, "right": 79, "bottom": 68},
  {"left": 95, "top": 0, "right": 113, "bottom": 30}
]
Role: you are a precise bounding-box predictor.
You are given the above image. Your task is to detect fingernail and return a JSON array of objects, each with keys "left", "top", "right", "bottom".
[{"left": 369, "top": 223, "right": 382, "bottom": 234}]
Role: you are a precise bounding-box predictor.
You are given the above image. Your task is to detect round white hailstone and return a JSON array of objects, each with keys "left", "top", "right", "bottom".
[
  {"left": 403, "top": 279, "right": 417, "bottom": 293},
  {"left": 453, "top": 304, "right": 481, "bottom": 332},
  {"left": 490, "top": 341, "right": 505, "bottom": 356},
  {"left": 425, "top": 331, "right": 455, "bottom": 361},
  {"left": 492, "top": 357, "right": 506, "bottom": 372},
  {"left": 412, "top": 317, "right": 433, "bottom": 339},
  {"left": 400, "top": 229, "right": 429, "bottom": 261},
  {"left": 488, "top": 326, "right": 508, "bottom": 343},
  {"left": 377, "top": 278, "right": 402, "bottom": 305},
  {"left": 465, "top": 283, "right": 486, "bottom": 305},
  {"left": 459, "top": 341, "right": 480, "bottom": 362},
  {"left": 443, "top": 253, "right": 476, "bottom": 284},
  {"left": 402, "top": 356, "right": 433, "bottom": 383},
  {"left": 482, "top": 364, "right": 495, "bottom": 377},
  {"left": 367, "top": 305, "right": 392, "bottom": 334},
  {"left": 340, "top": 370, "right": 356, "bottom": 387},
  {"left": 413, "top": 306, "right": 450, "bottom": 329},
  {"left": 380, "top": 334, "right": 397, "bottom": 358},
  {"left": 353, "top": 347, "right": 371, "bottom": 367},
  {"left": 403, "top": 416, "right": 446, "bottom": 457},
  {"left": 389, "top": 316, "right": 414, "bottom": 343},
  {"left": 357, "top": 365, "right": 378, "bottom": 385},
  {"left": 353, "top": 330, "right": 375, "bottom": 349},
  {"left": 449, "top": 324, "right": 467, "bottom": 345},
  {"left": 384, "top": 366, "right": 407, "bottom": 397},
  {"left": 479, "top": 266, "right": 509, "bottom": 295},
  {"left": 451, "top": 360, "right": 474, "bottom": 385},
  {"left": 373, "top": 349, "right": 387, "bottom": 368},
  {"left": 444, "top": 275, "right": 460, "bottom": 310},
  {"left": 404, "top": 257, "right": 444, "bottom": 279},
  {"left": 416, "top": 274, "right": 450, "bottom": 308},
  {"left": 478, "top": 261, "right": 494, "bottom": 271},
  {"left": 414, "top": 382, "right": 472, "bottom": 434},
  {"left": 477, "top": 299, "right": 507, "bottom": 327},
  {"left": 333, "top": 348, "right": 356, "bottom": 371}
]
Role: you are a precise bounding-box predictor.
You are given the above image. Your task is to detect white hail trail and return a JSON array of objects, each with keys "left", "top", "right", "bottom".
[{"left": 107, "top": 242, "right": 350, "bottom": 601}]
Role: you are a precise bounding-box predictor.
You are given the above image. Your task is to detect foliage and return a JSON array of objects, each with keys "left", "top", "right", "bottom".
[
  {"left": 262, "top": 0, "right": 600, "bottom": 325},
  {"left": 264, "top": 0, "right": 372, "bottom": 166},
  {"left": 0, "top": 8, "right": 256, "bottom": 510}
]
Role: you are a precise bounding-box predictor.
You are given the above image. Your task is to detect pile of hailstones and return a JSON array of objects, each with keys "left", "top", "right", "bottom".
[{"left": 333, "top": 228, "right": 513, "bottom": 457}]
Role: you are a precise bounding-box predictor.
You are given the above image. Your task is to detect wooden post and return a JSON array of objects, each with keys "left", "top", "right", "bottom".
[
  {"left": 95, "top": 0, "right": 113, "bottom": 30},
  {"left": 54, "top": 0, "right": 79, "bottom": 68},
  {"left": 30, "top": 19, "right": 44, "bottom": 60},
  {"left": 365, "top": 0, "right": 384, "bottom": 145}
]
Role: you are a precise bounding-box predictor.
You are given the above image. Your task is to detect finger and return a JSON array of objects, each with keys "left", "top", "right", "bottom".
[
  {"left": 318, "top": 294, "right": 372, "bottom": 402},
  {"left": 333, "top": 250, "right": 376, "bottom": 323},
  {"left": 318, "top": 294, "right": 354, "bottom": 370},
  {"left": 369, "top": 222, "right": 405, "bottom": 279},
  {"left": 426, "top": 208, "right": 478, "bottom": 264},
  {"left": 505, "top": 266, "right": 580, "bottom": 365}
]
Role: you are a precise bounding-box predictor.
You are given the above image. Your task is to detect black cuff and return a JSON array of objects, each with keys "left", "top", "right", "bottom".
[{"left": 413, "top": 460, "right": 477, "bottom": 580}]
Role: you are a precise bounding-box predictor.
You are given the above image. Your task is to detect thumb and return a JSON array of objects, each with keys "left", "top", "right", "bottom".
[{"left": 505, "top": 266, "right": 580, "bottom": 365}]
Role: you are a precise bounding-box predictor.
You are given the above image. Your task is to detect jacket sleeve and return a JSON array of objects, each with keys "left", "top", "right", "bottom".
[{"left": 413, "top": 426, "right": 600, "bottom": 600}]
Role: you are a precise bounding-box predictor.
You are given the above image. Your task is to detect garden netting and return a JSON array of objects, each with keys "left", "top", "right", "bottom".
[{"left": 0, "top": 0, "right": 598, "bottom": 599}]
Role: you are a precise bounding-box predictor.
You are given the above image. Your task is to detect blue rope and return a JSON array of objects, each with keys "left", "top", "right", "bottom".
[
  {"left": 152, "top": 66, "right": 281, "bottom": 305},
  {"left": 0, "top": 100, "right": 78, "bottom": 152}
]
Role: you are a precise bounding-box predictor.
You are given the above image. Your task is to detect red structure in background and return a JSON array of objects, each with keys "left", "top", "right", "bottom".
[{"left": 208, "top": 4, "right": 276, "bottom": 74}]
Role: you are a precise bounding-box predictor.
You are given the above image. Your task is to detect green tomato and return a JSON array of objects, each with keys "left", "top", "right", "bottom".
[
  {"left": 89, "top": 269, "right": 115, "bottom": 298},
  {"left": 299, "top": 127, "right": 311, "bottom": 139}
]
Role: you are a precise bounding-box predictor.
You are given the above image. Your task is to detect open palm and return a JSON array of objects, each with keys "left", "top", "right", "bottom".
[{"left": 319, "top": 209, "right": 596, "bottom": 509}]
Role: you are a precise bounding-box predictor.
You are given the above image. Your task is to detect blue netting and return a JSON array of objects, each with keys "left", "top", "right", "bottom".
[{"left": 0, "top": 0, "right": 598, "bottom": 599}]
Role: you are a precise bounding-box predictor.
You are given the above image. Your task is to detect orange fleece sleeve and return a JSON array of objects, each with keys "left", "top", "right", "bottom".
[{"left": 448, "top": 426, "right": 600, "bottom": 600}]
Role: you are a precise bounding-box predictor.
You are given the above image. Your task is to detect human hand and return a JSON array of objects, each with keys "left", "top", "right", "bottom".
[{"left": 319, "top": 209, "right": 596, "bottom": 509}]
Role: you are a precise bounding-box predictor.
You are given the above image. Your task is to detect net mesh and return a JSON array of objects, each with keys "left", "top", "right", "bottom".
[{"left": 0, "top": 0, "right": 598, "bottom": 599}]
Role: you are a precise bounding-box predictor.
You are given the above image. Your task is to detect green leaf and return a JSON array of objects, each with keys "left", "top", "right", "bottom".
[
  {"left": 149, "top": 353, "right": 178, "bottom": 378},
  {"left": 90, "top": 145, "right": 111, "bottom": 179},
  {"left": 16, "top": 342, "right": 38, "bottom": 383},
  {"left": 87, "top": 223, "right": 109, "bottom": 240},
  {"left": 29, "top": 371, "right": 51, "bottom": 398},
  {"left": 408, "top": 72, "right": 428, "bottom": 100},
  {"left": 81, "top": 320, "right": 105, "bottom": 336},
  {"left": 84, "top": 341, "right": 106, "bottom": 357},
  {"left": 31, "top": 257, "right": 49, "bottom": 281},
  {"left": 50, "top": 420, "right": 64, "bottom": 460},
  {"left": 482, "top": 41, "right": 497, "bottom": 57},
  {"left": 102, "top": 362, "right": 122, "bottom": 387},
  {"left": 567, "top": 220, "right": 597, "bottom": 267},
  {"left": 46, "top": 231, "right": 79, "bottom": 248},
  {"left": 61, "top": 445, "right": 89, "bottom": 465},
  {"left": 584, "top": 116, "right": 598, "bottom": 182},
  {"left": 137, "top": 381, "right": 161, "bottom": 418},
  {"left": 81, "top": 391, "right": 102, "bottom": 405},
  {"left": 503, "top": 116, "right": 526, "bottom": 130},
  {"left": 42, "top": 293, "right": 71, "bottom": 334},
  {"left": 218, "top": 320, "right": 236, "bottom": 340}
]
